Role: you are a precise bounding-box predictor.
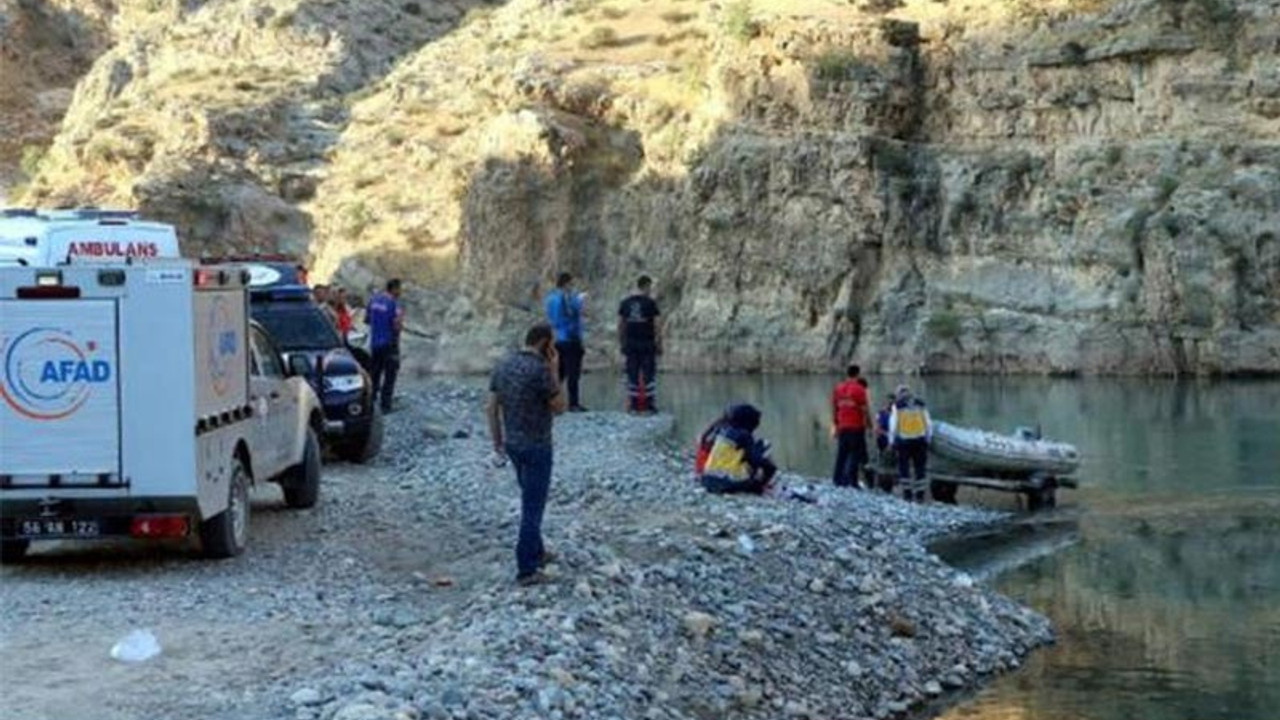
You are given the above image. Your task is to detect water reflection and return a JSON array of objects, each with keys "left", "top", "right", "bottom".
[{"left": 576, "top": 372, "right": 1280, "bottom": 720}]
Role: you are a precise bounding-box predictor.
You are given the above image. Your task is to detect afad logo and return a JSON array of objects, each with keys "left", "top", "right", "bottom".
[
  {"left": 0, "top": 328, "right": 112, "bottom": 420},
  {"left": 207, "top": 297, "right": 238, "bottom": 397}
]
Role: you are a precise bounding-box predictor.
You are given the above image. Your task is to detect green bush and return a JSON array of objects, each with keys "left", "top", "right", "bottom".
[
  {"left": 1155, "top": 174, "right": 1180, "bottom": 204},
  {"left": 871, "top": 139, "right": 913, "bottom": 177},
  {"left": 926, "top": 310, "right": 964, "bottom": 341},
  {"left": 342, "top": 202, "right": 375, "bottom": 237},
  {"left": 19, "top": 145, "right": 47, "bottom": 179},
  {"left": 580, "top": 26, "right": 621, "bottom": 49},
  {"left": 814, "top": 51, "right": 875, "bottom": 82},
  {"left": 723, "top": 1, "right": 758, "bottom": 43}
]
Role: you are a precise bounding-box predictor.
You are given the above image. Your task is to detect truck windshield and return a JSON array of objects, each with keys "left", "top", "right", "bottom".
[{"left": 251, "top": 302, "right": 341, "bottom": 351}]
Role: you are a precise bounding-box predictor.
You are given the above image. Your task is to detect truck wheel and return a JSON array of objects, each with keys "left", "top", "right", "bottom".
[
  {"left": 201, "top": 456, "right": 250, "bottom": 559},
  {"left": 350, "top": 347, "right": 372, "bottom": 373},
  {"left": 284, "top": 428, "right": 322, "bottom": 509},
  {"left": 338, "top": 406, "right": 383, "bottom": 464},
  {"left": 0, "top": 539, "right": 30, "bottom": 564}
]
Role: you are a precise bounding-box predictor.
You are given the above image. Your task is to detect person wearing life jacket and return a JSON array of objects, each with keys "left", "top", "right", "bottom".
[
  {"left": 700, "top": 404, "right": 777, "bottom": 495},
  {"left": 830, "top": 364, "right": 872, "bottom": 489},
  {"left": 889, "top": 385, "right": 933, "bottom": 503},
  {"left": 694, "top": 406, "right": 733, "bottom": 477}
]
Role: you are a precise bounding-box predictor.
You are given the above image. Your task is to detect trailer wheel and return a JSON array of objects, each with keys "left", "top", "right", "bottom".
[
  {"left": 930, "top": 480, "right": 959, "bottom": 505},
  {"left": 284, "top": 428, "right": 322, "bottom": 509},
  {"left": 0, "top": 539, "right": 29, "bottom": 564},
  {"left": 338, "top": 406, "right": 383, "bottom": 464},
  {"left": 201, "top": 456, "right": 250, "bottom": 559},
  {"left": 1026, "top": 473, "right": 1056, "bottom": 512}
]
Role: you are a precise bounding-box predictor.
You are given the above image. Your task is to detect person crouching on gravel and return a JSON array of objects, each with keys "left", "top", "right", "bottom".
[
  {"left": 487, "top": 323, "right": 568, "bottom": 586},
  {"left": 699, "top": 404, "right": 778, "bottom": 495}
]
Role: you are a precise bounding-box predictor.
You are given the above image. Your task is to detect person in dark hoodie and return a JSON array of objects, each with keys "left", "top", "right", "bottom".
[{"left": 699, "top": 404, "right": 777, "bottom": 495}]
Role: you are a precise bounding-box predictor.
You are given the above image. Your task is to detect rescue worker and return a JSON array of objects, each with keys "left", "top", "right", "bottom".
[
  {"left": 830, "top": 363, "right": 872, "bottom": 489},
  {"left": 617, "top": 275, "right": 661, "bottom": 414},
  {"left": 365, "top": 278, "right": 404, "bottom": 414},
  {"left": 544, "top": 272, "right": 588, "bottom": 412},
  {"left": 889, "top": 385, "right": 933, "bottom": 503},
  {"left": 694, "top": 405, "right": 733, "bottom": 477},
  {"left": 699, "top": 404, "right": 777, "bottom": 495}
]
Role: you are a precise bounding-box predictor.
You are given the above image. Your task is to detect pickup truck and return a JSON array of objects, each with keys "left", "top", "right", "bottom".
[{"left": 0, "top": 261, "right": 324, "bottom": 560}]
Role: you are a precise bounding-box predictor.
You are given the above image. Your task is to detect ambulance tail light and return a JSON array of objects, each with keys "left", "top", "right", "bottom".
[
  {"left": 194, "top": 269, "right": 226, "bottom": 287},
  {"left": 130, "top": 515, "right": 190, "bottom": 539}
]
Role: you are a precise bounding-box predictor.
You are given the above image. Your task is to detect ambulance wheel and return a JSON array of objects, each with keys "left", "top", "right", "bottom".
[
  {"left": 284, "top": 428, "right": 322, "bottom": 509},
  {"left": 338, "top": 407, "right": 383, "bottom": 464},
  {"left": 201, "top": 456, "right": 250, "bottom": 559},
  {"left": 0, "top": 539, "right": 29, "bottom": 564}
]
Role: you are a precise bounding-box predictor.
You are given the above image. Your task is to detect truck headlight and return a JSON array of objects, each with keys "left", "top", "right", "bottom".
[{"left": 323, "top": 374, "right": 365, "bottom": 393}]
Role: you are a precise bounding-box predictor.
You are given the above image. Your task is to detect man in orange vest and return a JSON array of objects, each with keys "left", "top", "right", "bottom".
[
  {"left": 830, "top": 364, "right": 872, "bottom": 488},
  {"left": 889, "top": 385, "right": 933, "bottom": 502}
]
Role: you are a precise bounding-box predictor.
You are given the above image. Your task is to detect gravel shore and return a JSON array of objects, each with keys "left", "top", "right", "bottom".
[{"left": 0, "top": 380, "right": 1051, "bottom": 720}]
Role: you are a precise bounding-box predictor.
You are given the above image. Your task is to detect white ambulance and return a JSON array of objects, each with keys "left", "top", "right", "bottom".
[
  {"left": 0, "top": 260, "right": 324, "bottom": 560},
  {"left": 0, "top": 208, "right": 180, "bottom": 267}
]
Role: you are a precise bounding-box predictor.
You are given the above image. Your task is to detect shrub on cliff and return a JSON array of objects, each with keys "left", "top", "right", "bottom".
[{"left": 723, "top": 1, "right": 758, "bottom": 42}]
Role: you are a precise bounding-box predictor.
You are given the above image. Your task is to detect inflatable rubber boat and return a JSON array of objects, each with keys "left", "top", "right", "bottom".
[{"left": 930, "top": 421, "right": 1081, "bottom": 476}]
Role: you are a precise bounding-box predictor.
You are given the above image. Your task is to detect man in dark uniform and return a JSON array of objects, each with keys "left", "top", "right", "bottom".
[
  {"left": 365, "top": 278, "right": 404, "bottom": 414},
  {"left": 617, "top": 275, "right": 662, "bottom": 414}
]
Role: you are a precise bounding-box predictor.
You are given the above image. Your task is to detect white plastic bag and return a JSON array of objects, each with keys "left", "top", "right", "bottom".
[{"left": 110, "top": 629, "right": 161, "bottom": 663}]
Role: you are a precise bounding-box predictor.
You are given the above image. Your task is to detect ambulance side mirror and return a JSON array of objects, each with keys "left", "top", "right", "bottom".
[{"left": 287, "top": 354, "right": 313, "bottom": 378}]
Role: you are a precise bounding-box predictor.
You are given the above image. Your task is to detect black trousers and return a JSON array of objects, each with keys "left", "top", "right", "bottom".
[
  {"left": 896, "top": 437, "right": 929, "bottom": 497},
  {"left": 369, "top": 344, "right": 400, "bottom": 412},
  {"left": 832, "top": 430, "right": 869, "bottom": 487},
  {"left": 624, "top": 351, "right": 657, "bottom": 411},
  {"left": 555, "top": 339, "right": 585, "bottom": 408}
]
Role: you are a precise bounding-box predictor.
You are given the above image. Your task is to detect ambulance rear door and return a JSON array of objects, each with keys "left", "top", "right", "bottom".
[{"left": 0, "top": 292, "right": 123, "bottom": 486}]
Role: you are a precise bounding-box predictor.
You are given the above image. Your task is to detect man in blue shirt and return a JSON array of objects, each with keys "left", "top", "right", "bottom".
[
  {"left": 365, "top": 278, "right": 404, "bottom": 414},
  {"left": 544, "top": 272, "right": 588, "bottom": 412}
]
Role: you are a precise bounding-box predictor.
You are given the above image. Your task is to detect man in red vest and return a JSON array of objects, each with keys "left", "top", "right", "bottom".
[{"left": 830, "top": 363, "right": 872, "bottom": 488}]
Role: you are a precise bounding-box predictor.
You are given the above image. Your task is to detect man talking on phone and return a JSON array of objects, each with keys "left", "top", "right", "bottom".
[{"left": 486, "top": 323, "right": 568, "bottom": 586}]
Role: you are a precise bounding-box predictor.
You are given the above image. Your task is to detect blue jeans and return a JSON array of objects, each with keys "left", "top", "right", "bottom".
[{"left": 506, "top": 443, "right": 553, "bottom": 577}]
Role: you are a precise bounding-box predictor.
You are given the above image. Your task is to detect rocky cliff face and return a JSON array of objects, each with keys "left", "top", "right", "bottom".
[{"left": 12, "top": 0, "right": 1280, "bottom": 375}]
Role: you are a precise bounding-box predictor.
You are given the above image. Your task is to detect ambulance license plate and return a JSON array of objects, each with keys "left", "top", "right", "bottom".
[{"left": 16, "top": 519, "right": 101, "bottom": 539}]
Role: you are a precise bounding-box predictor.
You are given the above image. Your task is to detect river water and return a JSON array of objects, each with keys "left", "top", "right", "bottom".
[{"left": 575, "top": 372, "right": 1280, "bottom": 720}]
